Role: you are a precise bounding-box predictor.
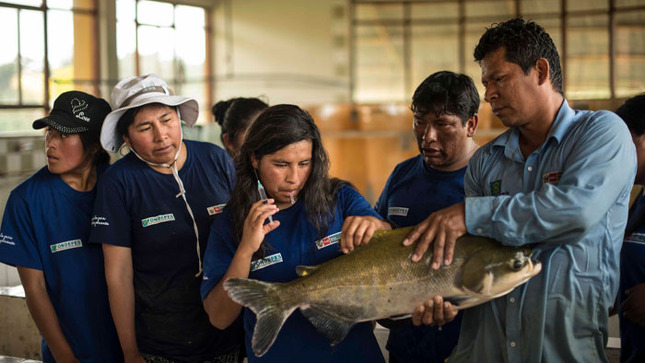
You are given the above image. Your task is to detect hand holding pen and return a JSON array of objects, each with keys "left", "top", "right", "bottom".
[{"left": 257, "top": 180, "right": 274, "bottom": 224}]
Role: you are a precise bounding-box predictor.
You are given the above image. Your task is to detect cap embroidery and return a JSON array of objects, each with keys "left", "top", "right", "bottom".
[{"left": 71, "top": 98, "right": 91, "bottom": 122}]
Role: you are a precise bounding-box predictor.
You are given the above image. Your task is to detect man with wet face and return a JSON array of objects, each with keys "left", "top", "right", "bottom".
[
  {"left": 373, "top": 71, "right": 478, "bottom": 362},
  {"left": 403, "top": 18, "right": 636, "bottom": 362}
]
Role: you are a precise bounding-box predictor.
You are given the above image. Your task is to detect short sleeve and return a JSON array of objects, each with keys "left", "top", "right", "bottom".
[
  {"left": 0, "top": 192, "right": 42, "bottom": 270},
  {"left": 340, "top": 185, "right": 382, "bottom": 219},
  {"left": 374, "top": 174, "right": 393, "bottom": 220},
  {"left": 201, "top": 212, "right": 237, "bottom": 300},
  {"left": 89, "top": 173, "right": 132, "bottom": 247}
]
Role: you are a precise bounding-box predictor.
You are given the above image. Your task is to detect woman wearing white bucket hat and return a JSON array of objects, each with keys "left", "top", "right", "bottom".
[{"left": 89, "top": 74, "right": 243, "bottom": 362}]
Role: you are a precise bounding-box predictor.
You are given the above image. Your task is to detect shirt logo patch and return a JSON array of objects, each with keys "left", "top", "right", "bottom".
[
  {"left": 91, "top": 215, "right": 109, "bottom": 227},
  {"left": 0, "top": 233, "right": 15, "bottom": 246},
  {"left": 388, "top": 207, "right": 409, "bottom": 217},
  {"left": 315, "top": 232, "right": 341, "bottom": 250},
  {"left": 251, "top": 253, "right": 283, "bottom": 271},
  {"left": 626, "top": 232, "right": 645, "bottom": 243},
  {"left": 141, "top": 213, "right": 175, "bottom": 227},
  {"left": 207, "top": 204, "right": 226, "bottom": 216},
  {"left": 50, "top": 239, "right": 83, "bottom": 253},
  {"left": 542, "top": 171, "right": 563, "bottom": 185},
  {"left": 490, "top": 180, "right": 502, "bottom": 196}
]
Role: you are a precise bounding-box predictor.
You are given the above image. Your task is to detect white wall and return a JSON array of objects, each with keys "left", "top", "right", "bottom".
[
  {"left": 211, "top": 0, "right": 350, "bottom": 105},
  {"left": 0, "top": 264, "right": 19, "bottom": 287}
]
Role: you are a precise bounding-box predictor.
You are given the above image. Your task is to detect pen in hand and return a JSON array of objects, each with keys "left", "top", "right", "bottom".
[{"left": 257, "top": 180, "right": 273, "bottom": 224}]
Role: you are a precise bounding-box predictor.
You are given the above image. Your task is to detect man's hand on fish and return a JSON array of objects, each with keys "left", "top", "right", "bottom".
[
  {"left": 402, "top": 202, "right": 467, "bottom": 269},
  {"left": 622, "top": 283, "right": 645, "bottom": 326},
  {"left": 411, "top": 295, "right": 457, "bottom": 327},
  {"left": 240, "top": 198, "right": 280, "bottom": 256},
  {"left": 340, "top": 216, "right": 392, "bottom": 254}
]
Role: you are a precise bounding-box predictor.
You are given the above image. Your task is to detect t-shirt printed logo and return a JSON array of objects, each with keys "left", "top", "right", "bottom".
[
  {"left": 207, "top": 204, "right": 226, "bottom": 216},
  {"left": 0, "top": 233, "right": 15, "bottom": 246},
  {"left": 490, "top": 180, "right": 502, "bottom": 196},
  {"left": 141, "top": 213, "right": 175, "bottom": 227},
  {"left": 50, "top": 239, "right": 83, "bottom": 253},
  {"left": 91, "top": 215, "right": 109, "bottom": 227},
  {"left": 626, "top": 232, "right": 645, "bottom": 244},
  {"left": 542, "top": 171, "right": 563, "bottom": 185},
  {"left": 388, "top": 207, "right": 409, "bottom": 217},
  {"left": 315, "top": 232, "right": 341, "bottom": 250},
  {"left": 251, "top": 253, "right": 283, "bottom": 271}
]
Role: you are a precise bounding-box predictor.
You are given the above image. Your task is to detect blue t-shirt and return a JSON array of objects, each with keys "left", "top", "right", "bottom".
[
  {"left": 0, "top": 166, "right": 121, "bottom": 363},
  {"left": 374, "top": 154, "right": 465, "bottom": 362},
  {"left": 89, "top": 140, "right": 242, "bottom": 361},
  {"left": 618, "top": 193, "right": 645, "bottom": 363},
  {"left": 201, "top": 184, "right": 385, "bottom": 362}
]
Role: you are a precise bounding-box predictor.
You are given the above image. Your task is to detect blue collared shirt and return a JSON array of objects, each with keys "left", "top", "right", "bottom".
[{"left": 452, "top": 100, "right": 636, "bottom": 362}]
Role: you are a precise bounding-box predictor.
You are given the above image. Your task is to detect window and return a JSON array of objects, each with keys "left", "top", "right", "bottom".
[
  {"left": 0, "top": 0, "right": 212, "bottom": 133},
  {"left": 351, "top": 0, "right": 645, "bottom": 103},
  {"left": 116, "top": 0, "right": 210, "bottom": 123},
  {"left": 0, "top": 0, "right": 100, "bottom": 133}
]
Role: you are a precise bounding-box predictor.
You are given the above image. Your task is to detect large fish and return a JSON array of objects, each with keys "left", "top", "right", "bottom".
[{"left": 224, "top": 227, "right": 542, "bottom": 357}]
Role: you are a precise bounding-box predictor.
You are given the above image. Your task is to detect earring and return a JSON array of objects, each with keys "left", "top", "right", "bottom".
[{"left": 118, "top": 143, "right": 131, "bottom": 156}]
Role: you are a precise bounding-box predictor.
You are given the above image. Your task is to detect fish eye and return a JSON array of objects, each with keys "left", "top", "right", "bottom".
[{"left": 512, "top": 259, "right": 525, "bottom": 271}]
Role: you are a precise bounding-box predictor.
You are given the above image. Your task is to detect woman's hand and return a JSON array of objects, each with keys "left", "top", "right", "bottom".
[
  {"left": 238, "top": 198, "right": 281, "bottom": 257},
  {"left": 205, "top": 199, "right": 280, "bottom": 329},
  {"left": 340, "top": 216, "right": 392, "bottom": 254}
]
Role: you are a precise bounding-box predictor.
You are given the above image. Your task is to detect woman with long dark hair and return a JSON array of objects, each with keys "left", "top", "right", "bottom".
[{"left": 201, "top": 104, "right": 390, "bottom": 362}]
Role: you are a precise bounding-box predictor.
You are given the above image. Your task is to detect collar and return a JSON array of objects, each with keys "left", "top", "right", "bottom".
[{"left": 489, "top": 99, "right": 574, "bottom": 161}]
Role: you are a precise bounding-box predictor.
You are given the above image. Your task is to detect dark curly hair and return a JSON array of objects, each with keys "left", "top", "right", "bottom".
[
  {"left": 212, "top": 97, "right": 268, "bottom": 155},
  {"left": 616, "top": 94, "right": 645, "bottom": 136},
  {"left": 474, "top": 18, "right": 563, "bottom": 95},
  {"left": 227, "top": 104, "right": 346, "bottom": 257},
  {"left": 411, "top": 71, "right": 480, "bottom": 126}
]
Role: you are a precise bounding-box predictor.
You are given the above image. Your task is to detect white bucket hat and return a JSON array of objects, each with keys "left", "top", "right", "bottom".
[{"left": 101, "top": 74, "right": 199, "bottom": 152}]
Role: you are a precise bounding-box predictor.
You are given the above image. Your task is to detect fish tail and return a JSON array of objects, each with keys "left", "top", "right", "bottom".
[{"left": 224, "top": 278, "right": 294, "bottom": 357}]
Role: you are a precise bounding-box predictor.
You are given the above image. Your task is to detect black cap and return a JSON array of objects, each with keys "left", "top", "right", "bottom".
[{"left": 33, "top": 91, "right": 111, "bottom": 138}]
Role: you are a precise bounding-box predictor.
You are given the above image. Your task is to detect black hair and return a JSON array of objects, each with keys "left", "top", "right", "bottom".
[
  {"left": 411, "top": 71, "right": 480, "bottom": 125},
  {"left": 474, "top": 18, "right": 563, "bottom": 95},
  {"left": 79, "top": 131, "right": 110, "bottom": 166},
  {"left": 212, "top": 97, "right": 269, "bottom": 155},
  {"left": 116, "top": 107, "right": 138, "bottom": 140},
  {"left": 616, "top": 94, "right": 645, "bottom": 136},
  {"left": 228, "top": 104, "right": 345, "bottom": 258}
]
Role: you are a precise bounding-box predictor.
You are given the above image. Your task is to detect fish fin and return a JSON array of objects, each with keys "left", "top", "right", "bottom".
[
  {"left": 224, "top": 278, "right": 294, "bottom": 357},
  {"left": 301, "top": 304, "right": 358, "bottom": 345},
  {"left": 387, "top": 313, "right": 412, "bottom": 320},
  {"left": 460, "top": 252, "right": 489, "bottom": 294},
  {"left": 447, "top": 294, "right": 496, "bottom": 310},
  {"left": 295, "top": 265, "right": 320, "bottom": 277},
  {"left": 377, "top": 317, "right": 411, "bottom": 329},
  {"left": 444, "top": 295, "right": 474, "bottom": 308}
]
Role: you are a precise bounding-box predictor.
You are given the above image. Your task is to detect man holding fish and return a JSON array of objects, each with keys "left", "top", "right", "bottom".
[
  {"left": 405, "top": 18, "right": 636, "bottom": 362},
  {"left": 364, "top": 70, "right": 481, "bottom": 363}
]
